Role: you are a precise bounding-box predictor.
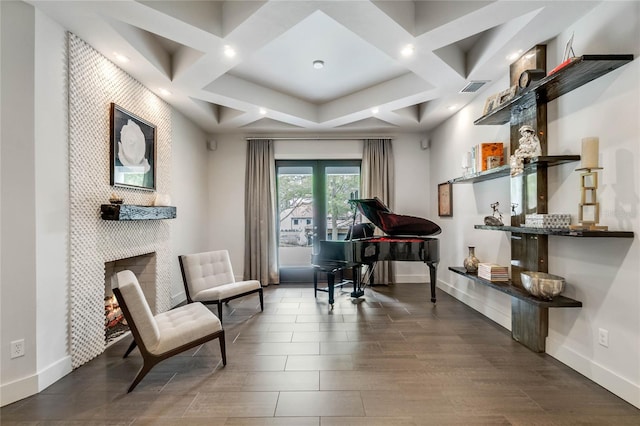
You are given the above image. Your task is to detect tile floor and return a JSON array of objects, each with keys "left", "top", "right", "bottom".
[{"left": 1, "top": 283, "right": 639, "bottom": 425}]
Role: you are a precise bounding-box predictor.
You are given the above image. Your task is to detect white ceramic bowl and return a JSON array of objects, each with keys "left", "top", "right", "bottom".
[{"left": 520, "top": 271, "right": 565, "bottom": 300}]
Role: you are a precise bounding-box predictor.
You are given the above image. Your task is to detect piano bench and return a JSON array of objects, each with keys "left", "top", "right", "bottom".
[{"left": 312, "top": 262, "right": 361, "bottom": 308}]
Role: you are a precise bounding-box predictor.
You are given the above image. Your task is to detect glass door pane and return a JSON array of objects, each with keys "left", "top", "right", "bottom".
[
  {"left": 324, "top": 165, "right": 361, "bottom": 243},
  {"left": 276, "top": 160, "right": 360, "bottom": 283},
  {"left": 277, "top": 164, "right": 314, "bottom": 269}
]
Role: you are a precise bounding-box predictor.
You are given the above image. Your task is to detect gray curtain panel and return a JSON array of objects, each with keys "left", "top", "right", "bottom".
[
  {"left": 361, "top": 138, "right": 395, "bottom": 285},
  {"left": 244, "top": 139, "right": 279, "bottom": 285}
]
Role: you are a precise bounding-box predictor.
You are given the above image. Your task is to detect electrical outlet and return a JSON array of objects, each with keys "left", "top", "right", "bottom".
[
  {"left": 598, "top": 328, "right": 609, "bottom": 348},
  {"left": 11, "top": 339, "right": 25, "bottom": 358}
]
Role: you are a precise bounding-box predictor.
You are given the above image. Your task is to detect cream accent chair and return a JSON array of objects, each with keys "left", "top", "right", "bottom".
[
  {"left": 112, "top": 270, "right": 226, "bottom": 393},
  {"left": 179, "top": 249, "right": 263, "bottom": 323}
]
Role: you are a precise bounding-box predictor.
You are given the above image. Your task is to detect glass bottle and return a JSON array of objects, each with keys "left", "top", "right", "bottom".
[{"left": 463, "top": 246, "right": 479, "bottom": 273}]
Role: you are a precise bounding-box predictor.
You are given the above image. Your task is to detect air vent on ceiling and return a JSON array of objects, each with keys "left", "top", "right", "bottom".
[{"left": 460, "top": 80, "right": 489, "bottom": 93}]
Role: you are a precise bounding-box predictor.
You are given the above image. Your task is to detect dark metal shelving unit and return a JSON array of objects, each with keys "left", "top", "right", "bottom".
[
  {"left": 448, "top": 52, "right": 634, "bottom": 353},
  {"left": 474, "top": 55, "right": 634, "bottom": 126}
]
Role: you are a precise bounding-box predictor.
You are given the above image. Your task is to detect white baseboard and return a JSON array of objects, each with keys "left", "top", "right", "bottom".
[
  {"left": 394, "top": 273, "right": 428, "bottom": 283},
  {"left": 437, "top": 280, "right": 512, "bottom": 331},
  {"left": 0, "top": 373, "right": 38, "bottom": 407},
  {"left": 546, "top": 337, "right": 640, "bottom": 409},
  {"left": 0, "top": 355, "right": 72, "bottom": 407}
]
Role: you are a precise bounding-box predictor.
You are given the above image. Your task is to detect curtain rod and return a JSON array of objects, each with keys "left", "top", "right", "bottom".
[{"left": 245, "top": 136, "right": 394, "bottom": 141}]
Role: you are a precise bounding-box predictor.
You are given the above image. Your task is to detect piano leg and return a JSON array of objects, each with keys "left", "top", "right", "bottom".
[
  {"left": 327, "top": 272, "right": 335, "bottom": 308},
  {"left": 350, "top": 265, "right": 365, "bottom": 299},
  {"left": 427, "top": 262, "right": 438, "bottom": 303}
]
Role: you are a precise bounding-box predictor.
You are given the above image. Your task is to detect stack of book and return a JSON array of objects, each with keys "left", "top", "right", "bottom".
[{"left": 477, "top": 263, "right": 509, "bottom": 281}]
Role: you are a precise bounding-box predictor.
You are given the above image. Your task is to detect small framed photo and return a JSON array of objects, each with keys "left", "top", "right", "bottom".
[
  {"left": 438, "top": 182, "right": 453, "bottom": 217},
  {"left": 110, "top": 103, "right": 156, "bottom": 191},
  {"left": 497, "top": 85, "right": 517, "bottom": 106}
]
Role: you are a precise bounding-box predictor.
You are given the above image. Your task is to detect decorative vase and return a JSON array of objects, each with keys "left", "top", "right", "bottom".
[{"left": 463, "top": 246, "right": 479, "bottom": 273}]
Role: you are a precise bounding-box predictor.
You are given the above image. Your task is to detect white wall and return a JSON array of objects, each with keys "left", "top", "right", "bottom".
[
  {"left": 1, "top": 0, "right": 39, "bottom": 404},
  {"left": 33, "top": 6, "right": 72, "bottom": 393},
  {"left": 170, "top": 110, "right": 210, "bottom": 305},
  {"left": 430, "top": 1, "right": 639, "bottom": 408},
  {"left": 208, "top": 134, "right": 431, "bottom": 282},
  {"left": 430, "top": 76, "right": 513, "bottom": 328}
]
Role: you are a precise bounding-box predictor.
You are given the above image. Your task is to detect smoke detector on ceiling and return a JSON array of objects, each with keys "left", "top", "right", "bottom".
[{"left": 460, "top": 81, "right": 490, "bottom": 93}]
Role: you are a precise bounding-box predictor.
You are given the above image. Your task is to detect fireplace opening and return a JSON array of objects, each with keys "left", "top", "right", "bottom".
[
  {"left": 105, "top": 293, "right": 127, "bottom": 345},
  {"left": 104, "top": 252, "right": 157, "bottom": 346}
]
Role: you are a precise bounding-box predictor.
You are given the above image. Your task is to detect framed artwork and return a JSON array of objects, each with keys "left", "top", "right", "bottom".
[
  {"left": 438, "top": 182, "right": 452, "bottom": 217},
  {"left": 110, "top": 103, "right": 156, "bottom": 191}
]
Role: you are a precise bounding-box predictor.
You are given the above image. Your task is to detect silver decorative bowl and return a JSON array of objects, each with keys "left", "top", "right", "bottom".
[{"left": 520, "top": 271, "right": 566, "bottom": 300}]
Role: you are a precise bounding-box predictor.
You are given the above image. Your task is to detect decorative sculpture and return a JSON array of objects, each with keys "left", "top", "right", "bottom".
[
  {"left": 510, "top": 125, "right": 542, "bottom": 176},
  {"left": 484, "top": 201, "right": 504, "bottom": 226}
]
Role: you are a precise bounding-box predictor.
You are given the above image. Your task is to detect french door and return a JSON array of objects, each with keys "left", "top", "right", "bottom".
[{"left": 276, "top": 160, "right": 361, "bottom": 283}]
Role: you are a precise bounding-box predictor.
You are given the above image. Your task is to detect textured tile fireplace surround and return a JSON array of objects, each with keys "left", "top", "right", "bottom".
[{"left": 68, "top": 33, "right": 172, "bottom": 368}]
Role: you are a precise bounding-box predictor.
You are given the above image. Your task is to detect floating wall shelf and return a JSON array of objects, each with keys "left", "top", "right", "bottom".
[
  {"left": 449, "top": 155, "right": 580, "bottom": 184},
  {"left": 474, "top": 225, "right": 634, "bottom": 238},
  {"left": 100, "top": 204, "right": 176, "bottom": 221},
  {"left": 474, "top": 55, "right": 634, "bottom": 126},
  {"left": 449, "top": 267, "right": 582, "bottom": 308}
]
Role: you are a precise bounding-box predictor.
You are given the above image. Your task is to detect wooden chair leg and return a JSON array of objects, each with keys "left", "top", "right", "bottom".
[
  {"left": 217, "top": 302, "right": 223, "bottom": 323},
  {"left": 259, "top": 288, "right": 264, "bottom": 311},
  {"left": 128, "top": 359, "right": 156, "bottom": 393},
  {"left": 123, "top": 340, "right": 137, "bottom": 358},
  {"left": 219, "top": 330, "right": 227, "bottom": 366}
]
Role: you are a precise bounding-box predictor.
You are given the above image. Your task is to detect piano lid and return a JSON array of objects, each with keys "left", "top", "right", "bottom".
[{"left": 349, "top": 198, "right": 441, "bottom": 237}]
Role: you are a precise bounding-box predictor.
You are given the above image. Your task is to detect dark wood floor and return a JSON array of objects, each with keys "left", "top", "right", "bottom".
[{"left": 2, "top": 283, "right": 639, "bottom": 425}]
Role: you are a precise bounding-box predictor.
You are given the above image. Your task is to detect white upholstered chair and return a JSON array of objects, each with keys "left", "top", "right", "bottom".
[
  {"left": 112, "top": 270, "right": 226, "bottom": 393},
  {"left": 178, "top": 249, "right": 264, "bottom": 323}
]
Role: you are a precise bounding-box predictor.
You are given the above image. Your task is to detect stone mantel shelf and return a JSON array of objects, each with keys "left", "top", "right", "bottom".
[{"left": 100, "top": 204, "right": 177, "bottom": 221}]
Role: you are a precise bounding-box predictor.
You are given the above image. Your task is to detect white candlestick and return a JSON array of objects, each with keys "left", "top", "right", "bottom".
[{"left": 581, "top": 137, "right": 599, "bottom": 169}]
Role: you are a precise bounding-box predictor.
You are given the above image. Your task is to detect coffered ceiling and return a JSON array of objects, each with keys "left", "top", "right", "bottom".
[{"left": 30, "top": 1, "right": 598, "bottom": 135}]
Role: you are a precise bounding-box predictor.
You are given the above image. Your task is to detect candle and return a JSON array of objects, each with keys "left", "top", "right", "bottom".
[{"left": 581, "top": 137, "right": 599, "bottom": 169}]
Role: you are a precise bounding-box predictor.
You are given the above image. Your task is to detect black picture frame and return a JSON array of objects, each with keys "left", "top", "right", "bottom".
[
  {"left": 438, "top": 182, "right": 452, "bottom": 217},
  {"left": 110, "top": 103, "right": 156, "bottom": 191}
]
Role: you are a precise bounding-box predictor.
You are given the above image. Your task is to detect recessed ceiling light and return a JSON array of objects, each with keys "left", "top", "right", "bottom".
[
  {"left": 113, "top": 52, "right": 129, "bottom": 63},
  {"left": 313, "top": 60, "right": 324, "bottom": 69},
  {"left": 371, "top": 107, "right": 379, "bottom": 114},
  {"left": 224, "top": 45, "right": 236, "bottom": 58},
  {"left": 401, "top": 44, "right": 414, "bottom": 57},
  {"left": 506, "top": 50, "right": 523, "bottom": 61},
  {"left": 159, "top": 88, "right": 171, "bottom": 96},
  {"left": 259, "top": 108, "right": 267, "bottom": 115}
]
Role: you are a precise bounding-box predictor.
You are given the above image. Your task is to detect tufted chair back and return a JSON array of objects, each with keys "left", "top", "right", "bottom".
[
  {"left": 178, "top": 249, "right": 264, "bottom": 322},
  {"left": 112, "top": 270, "right": 161, "bottom": 351},
  {"left": 180, "top": 250, "right": 236, "bottom": 300}
]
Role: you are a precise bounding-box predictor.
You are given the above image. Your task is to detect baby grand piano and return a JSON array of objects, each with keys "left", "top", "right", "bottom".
[{"left": 311, "top": 198, "right": 441, "bottom": 305}]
